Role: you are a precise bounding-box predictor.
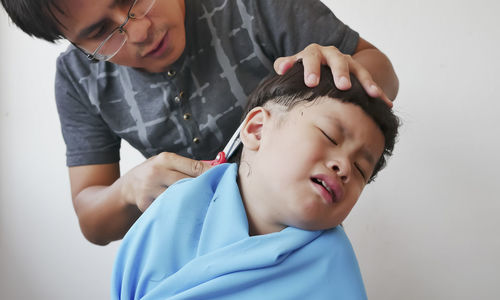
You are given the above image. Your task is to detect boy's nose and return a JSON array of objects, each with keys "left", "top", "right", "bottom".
[{"left": 330, "top": 159, "right": 351, "bottom": 183}]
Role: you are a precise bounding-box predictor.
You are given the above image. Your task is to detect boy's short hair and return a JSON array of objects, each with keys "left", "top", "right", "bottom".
[
  {"left": 239, "top": 60, "right": 400, "bottom": 182},
  {"left": 1, "top": 0, "right": 65, "bottom": 42}
]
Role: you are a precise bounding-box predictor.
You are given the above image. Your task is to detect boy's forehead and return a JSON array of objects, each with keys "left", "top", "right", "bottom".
[
  {"left": 289, "top": 96, "right": 342, "bottom": 113},
  {"left": 299, "top": 96, "right": 368, "bottom": 119},
  {"left": 300, "top": 97, "right": 384, "bottom": 157}
]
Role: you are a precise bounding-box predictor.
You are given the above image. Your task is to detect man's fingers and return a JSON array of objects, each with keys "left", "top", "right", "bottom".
[
  {"left": 155, "top": 152, "right": 212, "bottom": 179},
  {"left": 136, "top": 169, "right": 192, "bottom": 212},
  {"left": 161, "top": 170, "right": 191, "bottom": 186},
  {"left": 377, "top": 89, "right": 393, "bottom": 108},
  {"left": 137, "top": 197, "right": 154, "bottom": 212},
  {"left": 348, "top": 60, "right": 393, "bottom": 107},
  {"left": 190, "top": 159, "right": 211, "bottom": 177},
  {"left": 273, "top": 44, "right": 394, "bottom": 107},
  {"left": 300, "top": 50, "right": 322, "bottom": 87},
  {"left": 349, "top": 59, "right": 378, "bottom": 96},
  {"left": 310, "top": 45, "right": 366, "bottom": 90},
  {"left": 323, "top": 49, "right": 351, "bottom": 90},
  {"left": 274, "top": 57, "right": 296, "bottom": 75}
]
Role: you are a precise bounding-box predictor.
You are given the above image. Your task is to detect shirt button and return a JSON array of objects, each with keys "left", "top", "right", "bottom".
[
  {"left": 175, "top": 91, "right": 184, "bottom": 103},
  {"left": 167, "top": 70, "right": 176, "bottom": 77},
  {"left": 193, "top": 137, "right": 200, "bottom": 144},
  {"left": 183, "top": 113, "right": 191, "bottom": 120}
]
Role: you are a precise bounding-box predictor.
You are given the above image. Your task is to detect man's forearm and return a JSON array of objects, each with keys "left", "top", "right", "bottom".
[
  {"left": 73, "top": 183, "right": 141, "bottom": 245},
  {"left": 353, "top": 48, "right": 399, "bottom": 101}
]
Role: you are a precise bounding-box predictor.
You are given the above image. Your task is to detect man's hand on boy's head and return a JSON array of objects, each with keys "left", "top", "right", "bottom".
[
  {"left": 273, "top": 43, "right": 393, "bottom": 108},
  {"left": 120, "top": 153, "right": 213, "bottom": 212}
]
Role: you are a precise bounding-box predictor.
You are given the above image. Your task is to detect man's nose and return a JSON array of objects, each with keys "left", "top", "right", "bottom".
[
  {"left": 111, "top": 8, "right": 151, "bottom": 44},
  {"left": 124, "top": 16, "right": 152, "bottom": 44}
]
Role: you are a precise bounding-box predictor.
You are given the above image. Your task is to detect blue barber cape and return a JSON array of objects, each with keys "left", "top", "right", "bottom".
[{"left": 112, "top": 163, "right": 367, "bottom": 300}]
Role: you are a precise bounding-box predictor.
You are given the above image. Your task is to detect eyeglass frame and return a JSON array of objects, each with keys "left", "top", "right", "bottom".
[{"left": 72, "top": 0, "right": 155, "bottom": 63}]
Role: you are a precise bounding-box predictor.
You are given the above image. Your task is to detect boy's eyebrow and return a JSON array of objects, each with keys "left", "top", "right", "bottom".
[{"left": 76, "top": 0, "right": 119, "bottom": 40}]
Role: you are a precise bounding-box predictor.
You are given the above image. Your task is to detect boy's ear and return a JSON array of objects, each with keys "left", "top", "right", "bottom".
[{"left": 240, "top": 107, "right": 269, "bottom": 151}]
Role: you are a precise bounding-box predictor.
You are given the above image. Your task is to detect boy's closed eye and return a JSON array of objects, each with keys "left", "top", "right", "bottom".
[
  {"left": 320, "top": 128, "right": 338, "bottom": 146},
  {"left": 354, "top": 163, "right": 367, "bottom": 181},
  {"left": 319, "top": 128, "right": 368, "bottom": 181}
]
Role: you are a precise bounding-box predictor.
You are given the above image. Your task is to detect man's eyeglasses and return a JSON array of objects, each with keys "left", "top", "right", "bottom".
[{"left": 76, "top": 0, "right": 157, "bottom": 62}]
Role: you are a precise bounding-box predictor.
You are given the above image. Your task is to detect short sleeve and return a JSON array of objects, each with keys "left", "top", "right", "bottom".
[{"left": 55, "top": 51, "right": 121, "bottom": 167}]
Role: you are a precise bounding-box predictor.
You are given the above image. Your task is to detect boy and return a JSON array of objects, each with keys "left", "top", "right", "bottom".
[
  {"left": 112, "top": 61, "right": 399, "bottom": 299},
  {"left": 1, "top": 0, "right": 399, "bottom": 244}
]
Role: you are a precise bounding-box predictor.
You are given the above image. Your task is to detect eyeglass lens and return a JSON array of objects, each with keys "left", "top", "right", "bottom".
[{"left": 95, "top": 0, "right": 156, "bottom": 60}]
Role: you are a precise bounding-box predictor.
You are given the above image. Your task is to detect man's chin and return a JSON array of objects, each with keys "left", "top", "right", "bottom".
[{"left": 140, "top": 45, "right": 185, "bottom": 73}]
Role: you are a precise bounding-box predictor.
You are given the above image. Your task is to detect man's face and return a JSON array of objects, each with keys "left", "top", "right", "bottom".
[
  {"left": 56, "top": 0, "right": 186, "bottom": 73},
  {"left": 245, "top": 98, "right": 385, "bottom": 232}
]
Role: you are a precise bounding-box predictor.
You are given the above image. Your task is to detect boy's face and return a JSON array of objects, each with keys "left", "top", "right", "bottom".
[
  {"left": 56, "top": 0, "right": 186, "bottom": 73},
  {"left": 241, "top": 98, "right": 385, "bottom": 233}
]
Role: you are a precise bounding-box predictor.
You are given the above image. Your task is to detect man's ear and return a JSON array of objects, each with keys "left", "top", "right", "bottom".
[{"left": 240, "top": 107, "right": 270, "bottom": 151}]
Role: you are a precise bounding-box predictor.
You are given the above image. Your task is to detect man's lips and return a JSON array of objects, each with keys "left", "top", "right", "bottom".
[
  {"left": 144, "top": 31, "right": 169, "bottom": 57},
  {"left": 311, "top": 174, "right": 343, "bottom": 203}
]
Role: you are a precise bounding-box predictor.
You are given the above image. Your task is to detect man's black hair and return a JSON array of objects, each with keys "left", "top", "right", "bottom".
[
  {"left": 234, "top": 60, "right": 399, "bottom": 182},
  {"left": 1, "top": 0, "right": 65, "bottom": 43}
]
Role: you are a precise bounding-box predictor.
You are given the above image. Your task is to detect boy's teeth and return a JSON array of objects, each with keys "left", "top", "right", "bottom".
[
  {"left": 321, "top": 180, "right": 333, "bottom": 194},
  {"left": 312, "top": 178, "right": 335, "bottom": 199}
]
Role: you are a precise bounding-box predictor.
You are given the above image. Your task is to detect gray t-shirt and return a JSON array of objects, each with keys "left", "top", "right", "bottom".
[{"left": 55, "top": 0, "right": 359, "bottom": 166}]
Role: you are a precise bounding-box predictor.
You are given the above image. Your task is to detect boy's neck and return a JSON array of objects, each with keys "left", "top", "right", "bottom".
[{"left": 237, "top": 163, "right": 285, "bottom": 236}]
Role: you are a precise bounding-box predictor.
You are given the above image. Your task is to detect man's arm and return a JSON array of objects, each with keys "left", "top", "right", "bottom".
[
  {"left": 69, "top": 153, "right": 212, "bottom": 245},
  {"left": 352, "top": 38, "right": 399, "bottom": 101},
  {"left": 69, "top": 163, "right": 140, "bottom": 245}
]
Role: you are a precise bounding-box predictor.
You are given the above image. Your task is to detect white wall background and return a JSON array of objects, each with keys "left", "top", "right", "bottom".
[{"left": 1, "top": 0, "right": 499, "bottom": 299}]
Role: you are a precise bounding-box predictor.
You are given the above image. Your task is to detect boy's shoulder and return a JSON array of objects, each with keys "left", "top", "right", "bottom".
[
  {"left": 168, "top": 163, "right": 237, "bottom": 192},
  {"left": 140, "top": 163, "right": 238, "bottom": 221}
]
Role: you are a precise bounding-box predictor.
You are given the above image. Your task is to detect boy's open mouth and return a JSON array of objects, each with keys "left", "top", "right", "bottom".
[{"left": 311, "top": 177, "right": 338, "bottom": 203}]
